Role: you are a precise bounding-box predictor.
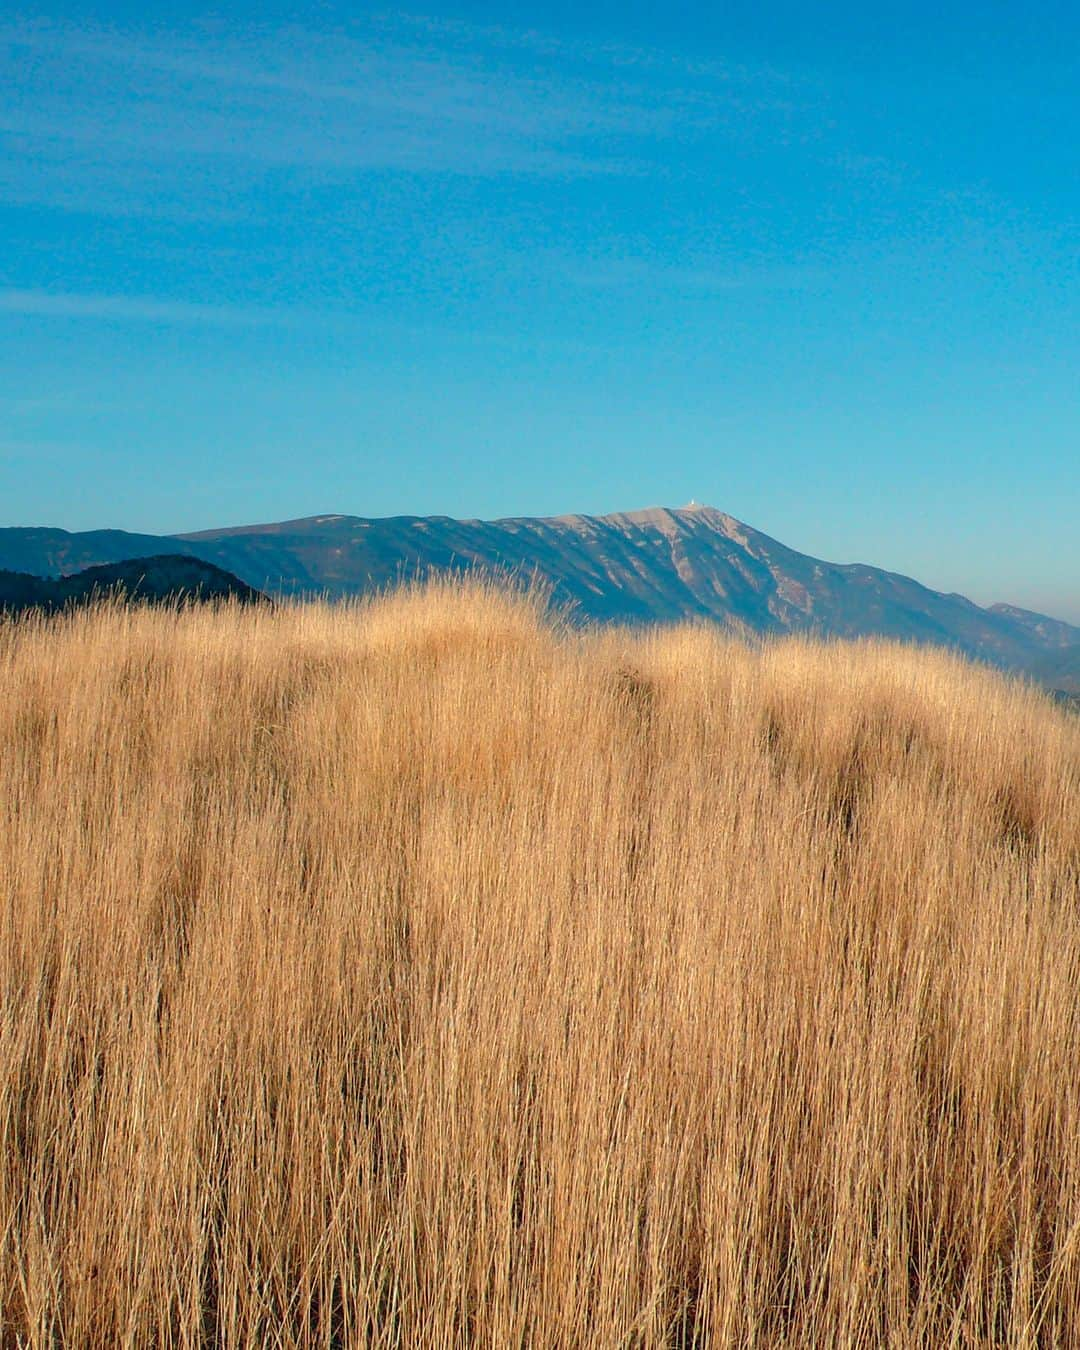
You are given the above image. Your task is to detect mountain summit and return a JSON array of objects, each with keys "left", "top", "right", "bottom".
[{"left": 1, "top": 506, "right": 1076, "bottom": 678}]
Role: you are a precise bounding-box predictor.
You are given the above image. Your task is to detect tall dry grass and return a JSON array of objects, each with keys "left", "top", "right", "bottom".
[{"left": 1, "top": 580, "right": 1079, "bottom": 1347}]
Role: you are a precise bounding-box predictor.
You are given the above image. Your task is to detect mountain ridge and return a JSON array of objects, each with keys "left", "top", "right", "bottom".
[{"left": 1, "top": 506, "right": 1076, "bottom": 680}]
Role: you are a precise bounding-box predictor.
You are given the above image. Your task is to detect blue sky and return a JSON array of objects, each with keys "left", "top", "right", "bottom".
[{"left": 2, "top": 1, "right": 1078, "bottom": 619}]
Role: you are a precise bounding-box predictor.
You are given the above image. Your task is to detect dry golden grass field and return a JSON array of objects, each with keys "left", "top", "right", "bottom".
[{"left": 2, "top": 581, "right": 1079, "bottom": 1347}]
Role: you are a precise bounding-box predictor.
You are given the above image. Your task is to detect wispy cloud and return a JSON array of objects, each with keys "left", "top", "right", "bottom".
[
  {"left": 380, "top": 11, "right": 799, "bottom": 91},
  {"left": 0, "top": 289, "right": 277, "bottom": 326},
  {"left": 0, "top": 14, "right": 812, "bottom": 198},
  {"left": 0, "top": 15, "right": 845, "bottom": 327},
  {"left": 0, "top": 287, "right": 610, "bottom": 355},
  {"left": 559, "top": 256, "right": 830, "bottom": 294}
]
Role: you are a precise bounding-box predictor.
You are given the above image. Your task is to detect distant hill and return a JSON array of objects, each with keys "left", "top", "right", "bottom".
[
  {"left": 1024, "top": 644, "right": 1080, "bottom": 698},
  {"left": 0, "top": 506, "right": 1076, "bottom": 680},
  {"left": 0, "top": 555, "right": 266, "bottom": 615}
]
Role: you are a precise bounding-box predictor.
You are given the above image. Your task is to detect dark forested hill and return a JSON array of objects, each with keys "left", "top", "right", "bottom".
[{"left": 0, "top": 555, "right": 265, "bottom": 615}]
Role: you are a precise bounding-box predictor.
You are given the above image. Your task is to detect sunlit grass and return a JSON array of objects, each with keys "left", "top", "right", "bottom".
[{"left": 2, "top": 582, "right": 1079, "bottom": 1345}]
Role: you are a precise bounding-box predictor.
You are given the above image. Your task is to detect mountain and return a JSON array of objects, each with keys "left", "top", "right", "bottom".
[
  {"left": 1024, "top": 645, "right": 1080, "bottom": 696},
  {"left": 0, "top": 555, "right": 265, "bottom": 615},
  {"left": 985, "top": 604, "right": 1080, "bottom": 658},
  {"left": 0, "top": 506, "right": 1076, "bottom": 677}
]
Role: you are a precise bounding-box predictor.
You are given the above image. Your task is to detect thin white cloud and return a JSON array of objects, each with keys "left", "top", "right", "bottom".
[
  {"left": 560, "top": 256, "right": 830, "bottom": 294},
  {"left": 0, "top": 289, "right": 274, "bottom": 326},
  {"left": 0, "top": 289, "right": 610, "bottom": 353},
  {"left": 377, "top": 11, "right": 800, "bottom": 88},
  {"left": 0, "top": 16, "right": 813, "bottom": 184}
]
